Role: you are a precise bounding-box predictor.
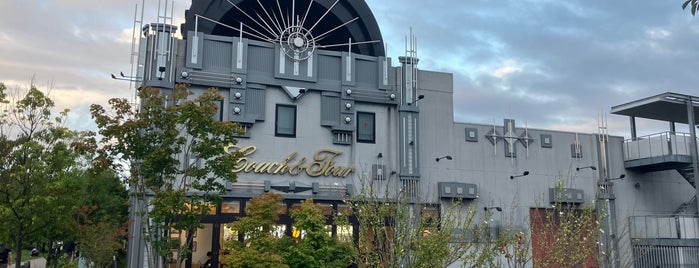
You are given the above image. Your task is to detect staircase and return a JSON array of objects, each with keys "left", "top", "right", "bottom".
[{"left": 675, "top": 164, "right": 697, "bottom": 214}]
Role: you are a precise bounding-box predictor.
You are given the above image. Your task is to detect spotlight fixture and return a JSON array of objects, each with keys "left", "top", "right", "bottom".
[
  {"left": 410, "top": 94, "right": 425, "bottom": 105},
  {"left": 377, "top": 153, "right": 383, "bottom": 158},
  {"left": 510, "top": 171, "right": 530, "bottom": 180},
  {"left": 483, "top": 206, "right": 503, "bottom": 212},
  {"left": 435, "top": 155, "right": 453, "bottom": 162},
  {"left": 607, "top": 174, "right": 626, "bottom": 181},
  {"left": 576, "top": 166, "right": 597, "bottom": 171}
]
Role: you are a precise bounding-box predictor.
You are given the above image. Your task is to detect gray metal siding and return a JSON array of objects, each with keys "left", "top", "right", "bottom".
[
  {"left": 355, "top": 59, "right": 377, "bottom": 88},
  {"left": 321, "top": 92, "right": 340, "bottom": 127},
  {"left": 202, "top": 39, "right": 232, "bottom": 72},
  {"left": 248, "top": 46, "right": 274, "bottom": 74},
  {"left": 318, "top": 55, "right": 341, "bottom": 81},
  {"left": 246, "top": 87, "right": 266, "bottom": 121}
]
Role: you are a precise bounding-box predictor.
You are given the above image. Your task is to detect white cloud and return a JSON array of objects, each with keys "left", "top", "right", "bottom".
[{"left": 493, "top": 66, "right": 522, "bottom": 79}]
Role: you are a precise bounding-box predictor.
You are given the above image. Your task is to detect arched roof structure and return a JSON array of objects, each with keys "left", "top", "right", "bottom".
[{"left": 181, "top": 0, "right": 385, "bottom": 57}]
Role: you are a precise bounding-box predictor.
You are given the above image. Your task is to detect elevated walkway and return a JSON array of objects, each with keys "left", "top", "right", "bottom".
[
  {"left": 612, "top": 93, "right": 699, "bottom": 189},
  {"left": 622, "top": 132, "right": 697, "bottom": 185}
]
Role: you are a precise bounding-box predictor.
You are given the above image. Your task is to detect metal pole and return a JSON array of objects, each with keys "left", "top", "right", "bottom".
[
  {"left": 630, "top": 116, "right": 637, "bottom": 140},
  {"left": 670, "top": 122, "right": 676, "bottom": 134},
  {"left": 686, "top": 97, "right": 699, "bottom": 216}
]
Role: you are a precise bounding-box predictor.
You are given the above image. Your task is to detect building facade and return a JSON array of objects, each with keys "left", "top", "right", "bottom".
[{"left": 125, "top": 0, "right": 699, "bottom": 267}]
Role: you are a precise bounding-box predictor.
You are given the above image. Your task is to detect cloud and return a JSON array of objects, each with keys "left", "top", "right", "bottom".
[
  {"left": 1, "top": 0, "right": 698, "bottom": 139},
  {"left": 493, "top": 65, "right": 522, "bottom": 79}
]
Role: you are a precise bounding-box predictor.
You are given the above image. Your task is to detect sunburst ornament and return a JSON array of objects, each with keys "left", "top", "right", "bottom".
[{"left": 189, "top": 0, "right": 382, "bottom": 62}]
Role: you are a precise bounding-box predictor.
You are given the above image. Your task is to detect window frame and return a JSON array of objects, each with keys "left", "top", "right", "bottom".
[
  {"left": 356, "top": 111, "right": 376, "bottom": 143},
  {"left": 275, "top": 104, "right": 297, "bottom": 137},
  {"left": 212, "top": 100, "right": 224, "bottom": 121}
]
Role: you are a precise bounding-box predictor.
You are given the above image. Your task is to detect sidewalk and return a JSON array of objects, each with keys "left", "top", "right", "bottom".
[{"left": 10, "top": 257, "right": 46, "bottom": 268}]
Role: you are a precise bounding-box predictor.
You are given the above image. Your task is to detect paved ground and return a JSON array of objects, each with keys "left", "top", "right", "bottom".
[{"left": 10, "top": 257, "right": 46, "bottom": 268}]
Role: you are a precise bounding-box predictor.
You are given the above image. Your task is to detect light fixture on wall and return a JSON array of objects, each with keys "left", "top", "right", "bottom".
[
  {"left": 607, "top": 174, "right": 626, "bottom": 181},
  {"left": 377, "top": 153, "right": 383, "bottom": 158},
  {"left": 483, "top": 206, "right": 503, "bottom": 212},
  {"left": 510, "top": 171, "right": 530, "bottom": 180},
  {"left": 410, "top": 94, "right": 425, "bottom": 105},
  {"left": 576, "top": 166, "right": 597, "bottom": 171},
  {"left": 435, "top": 155, "right": 453, "bottom": 162}
]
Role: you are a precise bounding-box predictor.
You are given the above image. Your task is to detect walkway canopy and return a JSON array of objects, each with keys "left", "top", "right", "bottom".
[{"left": 611, "top": 92, "right": 699, "bottom": 125}]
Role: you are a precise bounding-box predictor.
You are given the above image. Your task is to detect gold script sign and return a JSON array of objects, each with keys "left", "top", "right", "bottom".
[{"left": 224, "top": 145, "right": 355, "bottom": 178}]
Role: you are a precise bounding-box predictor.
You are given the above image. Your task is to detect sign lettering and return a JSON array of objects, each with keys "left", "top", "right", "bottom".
[{"left": 224, "top": 145, "right": 355, "bottom": 178}]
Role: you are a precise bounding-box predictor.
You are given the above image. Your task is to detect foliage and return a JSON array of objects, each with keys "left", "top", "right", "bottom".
[
  {"left": 496, "top": 229, "right": 531, "bottom": 268},
  {"left": 683, "top": 0, "right": 699, "bottom": 15},
  {"left": 279, "top": 199, "right": 356, "bottom": 267},
  {"left": 220, "top": 193, "right": 355, "bottom": 268},
  {"left": 0, "top": 82, "right": 87, "bottom": 268},
  {"left": 346, "top": 175, "right": 493, "bottom": 268},
  {"left": 479, "top": 203, "right": 533, "bottom": 268},
  {"left": 71, "top": 169, "right": 129, "bottom": 268},
  {"left": 90, "top": 84, "right": 241, "bottom": 267},
  {"left": 530, "top": 181, "right": 599, "bottom": 267}
]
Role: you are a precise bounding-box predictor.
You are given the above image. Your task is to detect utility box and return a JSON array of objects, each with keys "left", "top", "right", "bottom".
[
  {"left": 438, "top": 182, "right": 477, "bottom": 200},
  {"left": 549, "top": 188, "right": 584, "bottom": 204}
]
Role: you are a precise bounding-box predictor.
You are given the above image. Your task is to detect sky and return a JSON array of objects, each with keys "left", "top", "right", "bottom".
[{"left": 1, "top": 0, "right": 698, "bottom": 137}]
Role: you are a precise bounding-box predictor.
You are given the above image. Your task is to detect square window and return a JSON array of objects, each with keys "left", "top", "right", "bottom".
[
  {"left": 465, "top": 128, "right": 478, "bottom": 142},
  {"left": 570, "top": 144, "right": 583, "bottom": 158},
  {"left": 541, "top": 134, "right": 553, "bottom": 148},
  {"left": 221, "top": 201, "right": 241, "bottom": 214},
  {"left": 212, "top": 100, "right": 223, "bottom": 121},
  {"left": 357, "top": 112, "right": 375, "bottom": 143},
  {"left": 275, "top": 104, "right": 296, "bottom": 137},
  {"left": 444, "top": 186, "right": 451, "bottom": 194},
  {"left": 457, "top": 187, "right": 463, "bottom": 195}
]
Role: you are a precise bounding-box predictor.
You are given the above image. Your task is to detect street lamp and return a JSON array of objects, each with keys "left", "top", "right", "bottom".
[
  {"left": 510, "top": 171, "right": 530, "bottom": 180},
  {"left": 435, "top": 155, "right": 453, "bottom": 162},
  {"left": 576, "top": 166, "right": 597, "bottom": 171},
  {"left": 607, "top": 174, "right": 626, "bottom": 181}
]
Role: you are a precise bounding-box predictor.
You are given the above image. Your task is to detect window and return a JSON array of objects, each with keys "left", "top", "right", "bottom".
[
  {"left": 357, "top": 112, "right": 375, "bottom": 143},
  {"left": 275, "top": 104, "right": 296, "bottom": 137},
  {"left": 212, "top": 100, "right": 223, "bottom": 121},
  {"left": 465, "top": 128, "right": 478, "bottom": 142}
]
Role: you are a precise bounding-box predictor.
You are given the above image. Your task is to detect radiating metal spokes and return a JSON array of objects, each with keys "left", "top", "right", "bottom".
[{"left": 193, "top": 0, "right": 380, "bottom": 61}]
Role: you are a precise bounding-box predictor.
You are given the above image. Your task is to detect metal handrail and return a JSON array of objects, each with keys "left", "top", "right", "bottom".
[
  {"left": 629, "top": 215, "right": 699, "bottom": 239},
  {"left": 622, "top": 131, "right": 696, "bottom": 161}
]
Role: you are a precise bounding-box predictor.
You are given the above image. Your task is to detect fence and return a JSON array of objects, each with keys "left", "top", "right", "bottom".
[
  {"left": 629, "top": 215, "right": 699, "bottom": 267},
  {"left": 622, "top": 132, "right": 696, "bottom": 161}
]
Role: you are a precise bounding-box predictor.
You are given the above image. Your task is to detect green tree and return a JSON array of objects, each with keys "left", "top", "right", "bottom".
[
  {"left": 279, "top": 199, "right": 356, "bottom": 267},
  {"left": 90, "top": 84, "right": 240, "bottom": 267},
  {"left": 220, "top": 193, "right": 287, "bottom": 268},
  {"left": 0, "top": 83, "right": 86, "bottom": 268},
  {"left": 683, "top": 0, "right": 699, "bottom": 15},
  {"left": 72, "top": 169, "right": 129, "bottom": 268},
  {"left": 530, "top": 181, "right": 599, "bottom": 267},
  {"left": 220, "top": 193, "right": 355, "bottom": 268},
  {"left": 346, "top": 175, "right": 493, "bottom": 268}
]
